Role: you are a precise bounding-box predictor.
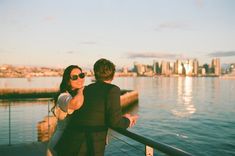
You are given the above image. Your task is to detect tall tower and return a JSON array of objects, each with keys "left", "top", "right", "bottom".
[
  {"left": 193, "top": 59, "right": 199, "bottom": 76},
  {"left": 161, "top": 61, "right": 170, "bottom": 76},
  {"left": 134, "top": 62, "right": 145, "bottom": 75},
  {"left": 177, "top": 60, "right": 183, "bottom": 75},
  {"left": 153, "top": 61, "right": 161, "bottom": 74},
  {"left": 212, "top": 58, "right": 221, "bottom": 76},
  {"left": 153, "top": 60, "right": 157, "bottom": 74},
  {"left": 175, "top": 60, "right": 179, "bottom": 74}
]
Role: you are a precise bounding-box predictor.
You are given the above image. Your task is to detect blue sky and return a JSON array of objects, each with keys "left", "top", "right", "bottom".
[{"left": 0, "top": 0, "right": 235, "bottom": 69}]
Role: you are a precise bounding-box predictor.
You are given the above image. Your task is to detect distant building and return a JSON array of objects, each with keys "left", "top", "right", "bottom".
[
  {"left": 174, "top": 62, "right": 177, "bottom": 74},
  {"left": 211, "top": 58, "right": 221, "bottom": 76},
  {"left": 229, "top": 63, "right": 235, "bottom": 75},
  {"left": 161, "top": 61, "right": 170, "bottom": 76},
  {"left": 134, "top": 62, "right": 145, "bottom": 76},
  {"left": 231, "top": 63, "right": 235, "bottom": 71},
  {"left": 193, "top": 59, "right": 199, "bottom": 76},
  {"left": 145, "top": 65, "right": 153, "bottom": 73},
  {"left": 122, "top": 66, "right": 128, "bottom": 74},
  {"left": 153, "top": 61, "right": 161, "bottom": 74},
  {"left": 176, "top": 60, "right": 184, "bottom": 75},
  {"left": 169, "top": 62, "right": 174, "bottom": 74},
  {"left": 201, "top": 68, "right": 206, "bottom": 76},
  {"left": 184, "top": 60, "right": 193, "bottom": 76}
]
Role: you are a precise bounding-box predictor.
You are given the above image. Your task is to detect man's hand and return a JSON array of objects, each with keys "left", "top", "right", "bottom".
[{"left": 123, "top": 114, "right": 139, "bottom": 128}]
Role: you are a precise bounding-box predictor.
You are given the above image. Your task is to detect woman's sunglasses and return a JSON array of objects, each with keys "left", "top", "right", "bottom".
[{"left": 70, "top": 73, "right": 85, "bottom": 80}]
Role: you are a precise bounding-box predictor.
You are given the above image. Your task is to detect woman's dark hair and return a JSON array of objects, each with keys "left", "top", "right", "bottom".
[
  {"left": 94, "top": 58, "right": 115, "bottom": 81},
  {"left": 51, "top": 65, "right": 82, "bottom": 116}
]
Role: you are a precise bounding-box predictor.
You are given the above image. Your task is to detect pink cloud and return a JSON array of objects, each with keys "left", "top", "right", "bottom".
[{"left": 43, "top": 16, "right": 56, "bottom": 22}]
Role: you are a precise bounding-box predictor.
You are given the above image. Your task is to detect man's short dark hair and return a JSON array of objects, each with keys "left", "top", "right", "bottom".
[{"left": 94, "top": 58, "right": 115, "bottom": 81}]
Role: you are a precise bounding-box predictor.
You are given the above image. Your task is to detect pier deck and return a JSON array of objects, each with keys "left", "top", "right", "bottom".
[{"left": 0, "top": 142, "right": 47, "bottom": 156}]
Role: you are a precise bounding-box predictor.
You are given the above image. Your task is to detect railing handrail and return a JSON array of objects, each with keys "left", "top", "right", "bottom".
[
  {"left": 0, "top": 89, "right": 132, "bottom": 99},
  {"left": 112, "top": 128, "right": 192, "bottom": 156}
]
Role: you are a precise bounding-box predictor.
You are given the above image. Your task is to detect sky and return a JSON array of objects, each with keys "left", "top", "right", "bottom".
[{"left": 0, "top": 0, "right": 235, "bottom": 69}]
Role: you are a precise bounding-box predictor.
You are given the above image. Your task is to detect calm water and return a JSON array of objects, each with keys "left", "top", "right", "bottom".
[{"left": 0, "top": 77, "right": 235, "bottom": 156}]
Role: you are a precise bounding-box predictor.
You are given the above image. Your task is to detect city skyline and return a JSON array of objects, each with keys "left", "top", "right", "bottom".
[
  {"left": 2, "top": 58, "right": 234, "bottom": 78},
  {"left": 0, "top": 0, "right": 235, "bottom": 69}
]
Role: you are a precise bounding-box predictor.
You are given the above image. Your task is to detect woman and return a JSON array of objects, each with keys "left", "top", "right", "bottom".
[{"left": 47, "top": 65, "right": 86, "bottom": 156}]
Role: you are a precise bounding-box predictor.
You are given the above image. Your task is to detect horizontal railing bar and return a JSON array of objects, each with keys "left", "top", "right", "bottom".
[
  {"left": 0, "top": 89, "right": 129, "bottom": 99},
  {"left": 112, "top": 128, "right": 192, "bottom": 156},
  {"left": 109, "top": 133, "right": 145, "bottom": 154},
  {"left": 0, "top": 92, "right": 56, "bottom": 99}
]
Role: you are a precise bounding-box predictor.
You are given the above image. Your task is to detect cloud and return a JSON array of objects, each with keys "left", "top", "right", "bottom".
[
  {"left": 208, "top": 51, "right": 235, "bottom": 57},
  {"left": 0, "top": 48, "right": 14, "bottom": 53},
  {"left": 43, "top": 16, "right": 56, "bottom": 22},
  {"left": 155, "top": 22, "right": 191, "bottom": 31},
  {"left": 127, "top": 52, "right": 181, "bottom": 59},
  {"left": 66, "top": 50, "right": 77, "bottom": 54},
  {"left": 195, "top": 0, "right": 204, "bottom": 8},
  {"left": 80, "top": 41, "right": 97, "bottom": 45}
]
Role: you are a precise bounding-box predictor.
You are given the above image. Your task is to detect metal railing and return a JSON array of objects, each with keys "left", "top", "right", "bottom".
[
  {"left": 0, "top": 99, "right": 54, "bottom": 145},
  {"left": 111, "top": 128, "right": 192, "bottom": 156},
  {"left": 8, "top": 102, "right": 11, "bottom": 145},
  {"left": 0, "top": 91, "right": 192, "bottom": 156}
]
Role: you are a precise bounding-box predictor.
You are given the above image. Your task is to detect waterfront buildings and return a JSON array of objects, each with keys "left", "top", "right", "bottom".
[
  {"left": 134, "top": 58, "right": 221, "bottom": 77},
  {"left": 0, "top": 58, "right": 228, "bottom": 78}
]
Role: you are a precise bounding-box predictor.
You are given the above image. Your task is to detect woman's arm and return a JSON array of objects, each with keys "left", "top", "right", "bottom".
[
  {"left": 54, "top": 106, "right": 67, "bottom": 120},
  {"left": 67, "top": 87, "right": 84, "bottom": 113},
  {"left": 56, "top": 87, "right": 84, "bottom": 120}
]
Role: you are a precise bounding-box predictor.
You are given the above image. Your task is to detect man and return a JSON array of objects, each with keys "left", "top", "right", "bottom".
[{"left": 55, "top": 58, "right": 138, "bottom": 156}]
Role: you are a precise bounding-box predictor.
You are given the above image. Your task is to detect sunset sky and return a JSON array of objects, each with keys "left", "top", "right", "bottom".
[{"left": 0, "top": 0, "right": 234, "bottom": 69}]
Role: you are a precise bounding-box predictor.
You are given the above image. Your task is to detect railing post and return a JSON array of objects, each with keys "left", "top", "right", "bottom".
[
  {"left": 8, "top": 102, "right": 11, "bottom": 146},
  {"left": 145, "top": 145, "right": 153, "bottom": 156},
  {"left": 48, "top": 100, "right": 50, "bottom": 140}
]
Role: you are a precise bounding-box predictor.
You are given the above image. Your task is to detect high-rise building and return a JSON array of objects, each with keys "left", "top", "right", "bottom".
[
  {"left": 185, "top": 59, "right": 194, "bottom": 76},
  {"left": 174, "top": 61, "right": 178, "bottom": 74},
  {"left": 153, "top": 60, "right": 156, "bottom": 73},
  {"left": 201, "top": 68, "right": 206, "bottom": 76},
  {"left": 161, "top": 61, "right": 170, "bottom": 76},
  {"left": 134, "top": 62, "right": 145, "bottom": 76},
  {"left": 193, "top": 59, "right": 199, "bottom": 76},
  {"left": 211, "top": 58, "right": 221, "bottom": 76},
  {"left": 177, "top": 60, "right": 184, "bottom": 75},
  {"left": 153, "top": 61, "right": 161, "bottom": 74},
  {"left": 169, "top": 62, "right": 174, "bottom": 74}
]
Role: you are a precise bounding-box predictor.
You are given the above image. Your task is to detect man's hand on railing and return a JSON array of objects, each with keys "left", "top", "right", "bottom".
[{"left": 123, "top": 114, "right": 139, "bottom": 128}]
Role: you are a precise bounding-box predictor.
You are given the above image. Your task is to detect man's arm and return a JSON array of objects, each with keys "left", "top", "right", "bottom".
[{"left": 106, "top": 85, "right": 130, "bottom": 128}]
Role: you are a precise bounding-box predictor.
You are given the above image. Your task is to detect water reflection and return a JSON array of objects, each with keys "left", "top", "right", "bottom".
[{"left": 171, "top": 77, "right": 196, "bottom": 117}]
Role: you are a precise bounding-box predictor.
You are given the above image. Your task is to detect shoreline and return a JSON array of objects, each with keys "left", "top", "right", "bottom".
[{"left": 220, "top": 75, "right": 235, "bottom": 79}]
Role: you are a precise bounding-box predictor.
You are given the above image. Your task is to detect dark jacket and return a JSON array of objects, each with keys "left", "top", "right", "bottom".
[{"left": 55, "top": 81, "right": 130, "bottom": 156}]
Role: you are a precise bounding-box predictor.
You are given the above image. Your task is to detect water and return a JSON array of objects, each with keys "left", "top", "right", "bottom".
[{"left": 0, "top": 77, "right": 235, "bottom": 156}]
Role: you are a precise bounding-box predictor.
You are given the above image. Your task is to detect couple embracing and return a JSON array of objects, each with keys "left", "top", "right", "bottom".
[{"left": 47, "top": 58, "right": 138, "bottom": 156}]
